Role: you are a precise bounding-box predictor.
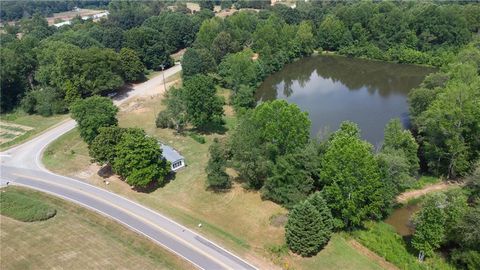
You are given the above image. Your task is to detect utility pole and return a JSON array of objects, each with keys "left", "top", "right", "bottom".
[{"left": 161, "top": 64, "right": 166, "bottom": 91}]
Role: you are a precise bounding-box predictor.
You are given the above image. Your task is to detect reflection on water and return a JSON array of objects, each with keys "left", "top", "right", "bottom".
[
  {"left": 385, "top": 203, "right": 420, "bottom": 236},
  {"left": 256, "top": 55, "right": 434, "bottom": 145}
]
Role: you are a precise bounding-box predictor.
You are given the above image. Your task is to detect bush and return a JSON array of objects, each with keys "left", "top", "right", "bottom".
[
  {"left": 20, "top": 87, "right": 67, "bottom": 116},
  {"left": 0, "top": 188, "right": 56, "bottom": 222},
  {"left": 155, "top": 110, "right": 174, "bottom": 129},
  {"left": 450, "top": 249, "right": 480, "bottom": 270}
]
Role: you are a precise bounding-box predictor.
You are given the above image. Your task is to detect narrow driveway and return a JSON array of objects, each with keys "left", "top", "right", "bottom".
[{"left": 0, "top": 65, "right": 257, "bottom": 270}]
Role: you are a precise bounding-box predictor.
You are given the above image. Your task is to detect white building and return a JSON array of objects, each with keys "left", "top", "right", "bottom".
[{"left": 159, "top": 144, "right": 185, "bottom": 172}]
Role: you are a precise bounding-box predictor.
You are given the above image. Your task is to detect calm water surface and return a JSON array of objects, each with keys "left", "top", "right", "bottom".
[
  {"left": 256, "top": 55, "right": 434, "bottom": 145},
  {"left": 385, "top": 203, "right": 420, "bottom": 236}
]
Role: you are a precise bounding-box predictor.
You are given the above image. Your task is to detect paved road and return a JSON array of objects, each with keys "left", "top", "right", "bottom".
[{"left": 0, "top": 65, "right": 257, "bottom": 270}]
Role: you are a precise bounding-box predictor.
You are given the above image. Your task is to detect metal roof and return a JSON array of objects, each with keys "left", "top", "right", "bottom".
[{"left": 160, "top": 144, "right": 184, "bottom": 163}]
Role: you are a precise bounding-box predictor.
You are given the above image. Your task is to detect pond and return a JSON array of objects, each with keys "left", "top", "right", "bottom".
[{"left": 256, "top": 55, "right": 435, "bottom": 146}]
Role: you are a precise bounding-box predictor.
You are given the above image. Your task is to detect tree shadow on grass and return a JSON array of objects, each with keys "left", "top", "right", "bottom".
[
  {"left": 133, "top": 171, "right": 177, "bottom": 193},
  {"left": 195, "top": 120, "right": 228, "bottom": 135},
  {"left": 98, "top": 165, "right": 177, "bottom": 194}
]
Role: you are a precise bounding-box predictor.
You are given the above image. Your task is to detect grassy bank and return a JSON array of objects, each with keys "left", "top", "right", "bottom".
[
  {"left": 0, "top": 111, "right": 68, "bottom": 151},
  {"left": 354, "top": 221, "right": 454, "bottom": 270},
  {"left": 42, "top": 92, "right": 391, "bottom": 269},
  {"left": 0, "top": 186, "right": 192, "bottom": 270}
]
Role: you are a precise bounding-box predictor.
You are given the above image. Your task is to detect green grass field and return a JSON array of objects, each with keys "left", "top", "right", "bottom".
[
  {"left": 0, "top": 111, "right": 68, "bottom": 150},
  {"left": 0, "top": 189, "right": 56, "bottom": 222},
  {"left": 0, "top": 186, "right": 193, "bottom": 270},
  {"left": 42, "top": 93, "right": 390, "bottom": 269}
]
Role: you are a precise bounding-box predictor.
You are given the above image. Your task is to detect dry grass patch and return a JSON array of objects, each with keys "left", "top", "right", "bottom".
[
  {"left": 0, "top": 111, "right": 68, "bottom": 150},
  {"left": 0, "top": 186, "right": 193, "bottom": 270}
]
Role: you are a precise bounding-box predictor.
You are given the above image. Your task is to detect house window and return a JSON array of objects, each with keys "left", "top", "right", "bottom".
[{"left": 172, "top": 160, "right": 183, "bottom": 169}]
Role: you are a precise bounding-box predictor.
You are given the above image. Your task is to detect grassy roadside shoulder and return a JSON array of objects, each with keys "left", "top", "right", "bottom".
[
  {"left": 0, "top": 111, "right": 68, "bottom": 151},
  {"left": 0, "top": 186, "right": 193, "bottom": 270}
]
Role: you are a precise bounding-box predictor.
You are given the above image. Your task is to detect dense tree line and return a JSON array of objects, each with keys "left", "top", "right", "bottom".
[
  {"left": 409, "top": 43, "right": 480, "bottom": 179},
  {"left": 0, "top": 1, "right": 110, "bottom": 21},
  {"left": 0, "top": 2, "right": 211, "bottom": 113}
]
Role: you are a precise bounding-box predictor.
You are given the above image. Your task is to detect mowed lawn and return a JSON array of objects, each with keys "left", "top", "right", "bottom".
[
  {"left": 0, "top": 186, "right": 193, "bottom": 270},
  {"left": 0, "top": 111, "right": 68, "bottom": 151},
  {"left": 43, "top": 93, "right": 386, "bottom": 269}
]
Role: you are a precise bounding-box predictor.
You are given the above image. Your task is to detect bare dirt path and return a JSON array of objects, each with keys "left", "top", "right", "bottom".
[
  {"left": 396, "top": 181, "right": 461, "bottom": 203},
  {"left": 348, "top": 239, "right": 399, "bottom": 270}
]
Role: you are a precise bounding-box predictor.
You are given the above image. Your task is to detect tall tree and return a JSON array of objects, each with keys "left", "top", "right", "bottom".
[
  {"left": 263, "top": 150, "right": 318, "bottom": 208},
  {"left": 320, "top": 122, "right": 387, "bottom": 229},
  {"left": 119, "top": 48, "right": 145, "bottom": 82},
  {"left": 181, "top": 48, "right": 216, "bottom": 78},
  {"left": 218, "top": 48, "right": 265, "bottom": 90},
  {"left": 382, "top": 118, "right": 419, "bottom": 175},
  {"left": 206, "top": 138, "right": 231, "bottom": 190},
  {"left": 70, "top": 96, "right": 119, "bottom": 144},
  {"left": 182, "top": 75, "right": 224, "bottom": 128},
  {"left": 89, "top": 126, "right": 125, "bottom": 166},
  {"left": 252, "top": 100, "right": 311, "bottom": 156},
  {"left": 412, "top": 193, "right": 447, "bottom": 257},
  {"left": 113, "top": 128, "right": 170, "bottom": 188}
]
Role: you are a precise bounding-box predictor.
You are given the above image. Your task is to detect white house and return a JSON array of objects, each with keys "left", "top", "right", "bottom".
[{"left": 159, "top": 144, "right": 185, "bottom": 172}]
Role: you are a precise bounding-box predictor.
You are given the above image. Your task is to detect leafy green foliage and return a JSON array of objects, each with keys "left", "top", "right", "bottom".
[
  {"left": 89, "top": 126, "right": 125, "bottom": 166},
  {"left": 230, "top": 100, "right": 311, "bottom": 189},
  {"left": 70, "top": 96, "right": 118, "bottom": 144},
  {"left": 263, "top": 149, "right": 319, "bottom": 208},
  {"left": 21, "top": 87, "right": 67, "bottom": 116},
  {"left": 252, "top": 100, "right": 311, "bottom": 156},
  {"left": 36, "top": 41, "right": 124, "bottom": 97},
  {"left": 317, "top": 15, "right": 351, "bottom": 51},
  {"left": 182, "top": 48, "right": 217, "bottom": 78},
  {"left": 383, "top": 118, "right": 419, "bottom": 175},
  {"left": 182, "top": 75, "right": 224, "bottom": 128},
  {"left": 410, "top": 46, "right": 480, "bottom": 178},
  {"left": 206, "top": 139, "right": 231, "bottom": 190},
  {"left": 113, "top": 128, "right": 169, "bottom": 188},
  {"left": 123, "top": 26, "right": 173, "bottom": 70},
  {"left": 218, "top": 48, "right": 265, "bottom": 90},
  {"left": 157, "top": 86, "right": 188, "bottom": 133},
  {"left": 231, "top": 85, "right": 256, "bottom": 112},
  {"left": 0, "top": 188, "right": 56, "bottom": 222},
  {"left": 320, "top": 122, "right": 386, "bottom": 229},
  {"left": 412, "top": 193, "right": 447, "bottom": 257},
  {"left": 229, "top": 112, "right": 272, "bottom": 189},
  {"left": 142, "top": 11, "right": 196, "bottom": 51},
  {"left": 119, "top": 48, "right": 145, "bottom": 82},
  {"left": 285, "top": 201, "right": 329, "bottom": 257}
]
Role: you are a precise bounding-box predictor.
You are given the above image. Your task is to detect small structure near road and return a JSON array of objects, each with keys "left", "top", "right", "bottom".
[{"left": 159, "top": 143, "right": 185, "bottom": 172}]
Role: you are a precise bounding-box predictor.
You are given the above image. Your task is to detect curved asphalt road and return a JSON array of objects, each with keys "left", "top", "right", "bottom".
[{"left": 0, "top": 65, "right": 257, "bottom": 270}]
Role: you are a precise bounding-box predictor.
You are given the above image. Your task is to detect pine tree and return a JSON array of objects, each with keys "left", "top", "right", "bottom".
[
  {"left": 285, "top": 201, "right": 325, "bottom": 257},
  {"left": 307, "top": 192, "right": 334, "bottom": 242},
  {"left": 206, "top": 139, "right": 231, "bottom": 190}
]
